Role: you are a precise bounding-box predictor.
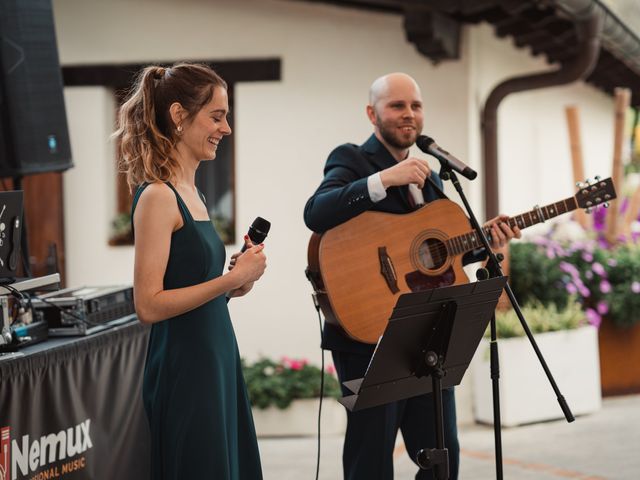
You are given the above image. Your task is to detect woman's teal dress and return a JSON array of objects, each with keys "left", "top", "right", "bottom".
[{"left": 132, "top": 183, "right": 262, "bottom": 479}]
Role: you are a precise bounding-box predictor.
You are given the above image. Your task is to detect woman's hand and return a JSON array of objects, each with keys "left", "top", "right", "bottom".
[{"left": 227, "top": 236, "right": 266, "bottom": 297}]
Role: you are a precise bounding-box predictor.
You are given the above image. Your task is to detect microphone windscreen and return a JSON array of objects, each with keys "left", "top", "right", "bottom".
[
  {"left": 248, "top": 217, "right": 271, "bottom": 243},
  {"left": 415, "top": 135, "right": 434, "bottom": 151}
]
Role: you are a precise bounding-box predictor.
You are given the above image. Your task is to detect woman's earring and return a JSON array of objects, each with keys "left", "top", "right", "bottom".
[{"left": 176, "top": 124, "right": 183, "bottom": 135}]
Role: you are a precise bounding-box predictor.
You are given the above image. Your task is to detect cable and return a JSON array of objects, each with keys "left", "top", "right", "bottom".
[
  {"left": 22, "top": 291, "right": 104, "bottom": 327},
  {"left": 313, "top": 293, "right": 324, "bottom": 480}
]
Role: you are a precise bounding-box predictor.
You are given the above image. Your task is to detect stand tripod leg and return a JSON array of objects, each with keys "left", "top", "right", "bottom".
[
  {"left": 416, "top": 353, "right": 449, "bottom": 480},
  {"left": 490, "top": 315, "right": 503, "bottom": 480}
]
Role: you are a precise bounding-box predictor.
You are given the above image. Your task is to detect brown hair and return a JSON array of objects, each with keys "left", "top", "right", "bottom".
[{"left": 114, "top": 62, "right": 227, "bottom": 189}]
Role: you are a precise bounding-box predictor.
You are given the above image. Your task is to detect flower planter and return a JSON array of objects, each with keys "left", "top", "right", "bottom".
[
  {"left": 252, "top": 398, "right": 346, "bottom": 437},
  {"left": 598, "top": 318, "right": 640, "bottom": 395},
  {"left": 471, "top": 325, "right": 601, "bottom": 426}
]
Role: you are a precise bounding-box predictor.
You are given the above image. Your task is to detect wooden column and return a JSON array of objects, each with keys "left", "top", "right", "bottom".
[
  {"left": 565, "top": 106, "right": 590, "bottom": 229},
  {"left": 606, "top": 88, "right": 630, "bottom": 244}
]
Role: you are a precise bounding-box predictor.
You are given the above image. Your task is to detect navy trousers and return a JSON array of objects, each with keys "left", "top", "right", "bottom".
[{"left": 332, "top": 349, "right": 460, "bottom": 480}]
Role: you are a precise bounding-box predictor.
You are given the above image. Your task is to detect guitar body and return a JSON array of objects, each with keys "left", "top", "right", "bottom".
[
  {"left": 306, "top": 176, "right": 616, "bottom": 345},
  {"left": 309, "top": 199, "right": 472, "bottom": 344}
]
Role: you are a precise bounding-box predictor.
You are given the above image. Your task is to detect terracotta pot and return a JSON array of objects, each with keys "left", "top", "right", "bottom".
[{"left": 598, "top": 318, "right": 640, "bottom": 396}]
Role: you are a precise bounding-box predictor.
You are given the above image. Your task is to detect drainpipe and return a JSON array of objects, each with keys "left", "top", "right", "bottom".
[{"left": 481, "top": 0, "right": 602, "bottom": 219}]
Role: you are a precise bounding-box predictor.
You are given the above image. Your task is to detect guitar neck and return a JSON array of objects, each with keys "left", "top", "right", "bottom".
[{"left": 447, "top": 195, "right": 578, "bottom": 255}]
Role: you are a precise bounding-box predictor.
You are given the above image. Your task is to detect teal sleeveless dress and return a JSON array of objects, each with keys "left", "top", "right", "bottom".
[{"left": 132, "top": 183, "right": 263, "bottom": 480}]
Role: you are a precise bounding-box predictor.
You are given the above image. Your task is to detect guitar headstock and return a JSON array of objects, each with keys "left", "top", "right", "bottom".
[{"left": 574, "top": 176, "right": 617, "bottom": 212}]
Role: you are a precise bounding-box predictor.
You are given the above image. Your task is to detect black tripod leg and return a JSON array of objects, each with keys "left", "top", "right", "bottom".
[
  {"left": 489, "top": 314, "right": 503, "bottom": 480},
  {"left": 431, "top": 371, "right": 449, "bottom": 480}
]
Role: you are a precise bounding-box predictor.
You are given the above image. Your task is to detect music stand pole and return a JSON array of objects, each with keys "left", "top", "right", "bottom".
[{"left": 437, "top": 166, "right": 575, "bottom": 480}]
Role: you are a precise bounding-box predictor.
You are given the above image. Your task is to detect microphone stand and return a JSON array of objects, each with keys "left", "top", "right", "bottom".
[{"left": 437, "top": 164, "right": 575, "bottom": 480}]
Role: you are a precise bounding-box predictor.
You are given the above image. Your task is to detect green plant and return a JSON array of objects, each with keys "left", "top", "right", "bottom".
[
  {"left": 510, "top": 239, "right": 640, "bottom": 328},
  {"left": 242, "top": 357, "right": 341, "bottom": 410},
  {"left": 492, "top": 297, "right": 586, "bottom": 339}
]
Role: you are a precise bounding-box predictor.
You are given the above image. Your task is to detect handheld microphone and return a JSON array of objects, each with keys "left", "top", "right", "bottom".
[
  {"left": 240, "top": 217, "right": 271, "bottom": 252},
  {"left": 416, "top": 135, "right": 478, "bottom": 180}
]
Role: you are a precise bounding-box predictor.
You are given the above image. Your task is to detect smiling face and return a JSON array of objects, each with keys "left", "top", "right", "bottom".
[
  {"left": 177, "top": 86, "right": 231, "bottom": 161},
  {"left": 367, "top": 73, "right": 424, "bottom": 152}
]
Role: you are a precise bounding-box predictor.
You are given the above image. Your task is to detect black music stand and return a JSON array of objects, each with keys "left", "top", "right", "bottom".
[{"left": 340, "top": 276, "right": 507, "bottom": 480}]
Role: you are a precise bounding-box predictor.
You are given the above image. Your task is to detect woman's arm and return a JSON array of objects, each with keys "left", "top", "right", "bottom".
[{"left": 133, "top": 184, "right": 265, "bottom": 324}]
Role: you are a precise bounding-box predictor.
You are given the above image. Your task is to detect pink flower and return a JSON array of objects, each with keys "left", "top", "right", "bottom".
[
  {"left": 607, "top": 258, "right": 618, "bottom": 267},
  {"left": 326, "top": 365, "right": 336, "bottom": 375},
  {"left": 566, "top": 283, "right": 577, "bottom": 294},
  {"left": 585, "top": 308, "right": 602, "bottom": 328},
  {"left": 596, "top": 301, "right": 609, "bottom": 315},
  {"left": 591, "top": 262, "right": 606, "bottom": 277},
  {"left": 599, "top": 280, "right": 612, "bottom": 294},
  {"left": 289, "top": 361, "right": 304, "bottom": 371},
  {"left": 631, "top": 281, "right": 640, "bottom": 294},
  {"left": 581, "top": 251, "right": 594, "bottom": 262}
]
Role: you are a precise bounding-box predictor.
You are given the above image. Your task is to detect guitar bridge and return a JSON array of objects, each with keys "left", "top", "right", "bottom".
[{"left": 378, "top": 247, "right": 400, "bottom": 294}]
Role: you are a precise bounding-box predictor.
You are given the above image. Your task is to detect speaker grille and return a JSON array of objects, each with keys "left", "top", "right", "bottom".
[{"left": 0, "top": 0, "right": 73, "bottom": 176}]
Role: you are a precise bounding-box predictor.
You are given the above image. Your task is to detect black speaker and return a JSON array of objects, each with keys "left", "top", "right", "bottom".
[{"left": 0, "top": 0, "right": 72, "bottom": 177}]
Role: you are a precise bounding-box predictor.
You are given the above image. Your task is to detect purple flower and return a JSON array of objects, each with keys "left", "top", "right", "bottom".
[
  {"left": 585, "top": 308, "right": 602, "bottom": 328},
  {"left": 578, "top": 285, "right": 591, "bottom": 298},
  {"left": 631, "top": 281, "right": 640, "bottom": 294},
  {"left": 597, "top": 301, "right": 609, "bottom": 315},
  {"left": 591, "top": 262, "right": 607, "bottom": 277},
  {"left": 581, "top": 251, "right": 594, "bottom": 262},
  {"left": 600, "top": 280, "right": 612, "bottom": 294},
  {"left": 546, "top": 247, "right": 556, "bottom": 259},
  {"left": 559, "top": 261, "right": 580, "bottom": 278},
  {"left": 585, "top": 271, "right": 594, "bottom": 280},
  {"left": 566, "top": 283, "right": 578, "bottom": 295},
  {"left": 593, "top": 207, "right": 607, "bottom": 232},
  {"left": 607, "top": 258, "right": 618, "bottom": 267}
]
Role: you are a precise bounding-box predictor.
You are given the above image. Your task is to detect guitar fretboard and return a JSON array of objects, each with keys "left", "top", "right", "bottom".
[{"left": 446, "top": 196, "right": 578, "bottom": 255}]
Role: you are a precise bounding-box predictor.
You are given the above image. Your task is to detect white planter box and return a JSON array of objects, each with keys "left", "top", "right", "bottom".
[
  {"left": 471, "top": 325, "right": 601, "bottom": 427},
  {"left": 252, "top": 398, "right": 346, "bottom": 437}
]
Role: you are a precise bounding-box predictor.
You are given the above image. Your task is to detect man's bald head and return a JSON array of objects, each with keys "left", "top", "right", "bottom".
[
  {"left": 368, "top": 73, "right": 422, "bottom": 108},
  {"left": 366, "top": 73, "right": 424, "bottom": 154}
]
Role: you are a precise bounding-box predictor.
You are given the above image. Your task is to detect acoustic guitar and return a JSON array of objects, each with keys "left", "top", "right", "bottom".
[{"left": 306, "top": 177, "right": 616, "bottom": 344}]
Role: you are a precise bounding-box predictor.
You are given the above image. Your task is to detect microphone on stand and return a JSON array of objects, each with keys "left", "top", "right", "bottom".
[
  {"left": 416, "top": 135, "right": 478, "bottom": 181},
  {"left": 241, "top": 217, "right": 271, "bottom": 252}
]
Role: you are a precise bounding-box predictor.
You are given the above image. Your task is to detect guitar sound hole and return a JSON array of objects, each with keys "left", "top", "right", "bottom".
[{"left": 418, "top": 238, "right": 447, "bottom": 270}]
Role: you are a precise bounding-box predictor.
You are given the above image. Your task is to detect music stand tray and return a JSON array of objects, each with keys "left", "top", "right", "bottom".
[{"left": 340, "top": 276, "right": 507, "bottom": 412}]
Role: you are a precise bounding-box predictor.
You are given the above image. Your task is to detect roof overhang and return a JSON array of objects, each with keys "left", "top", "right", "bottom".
[{"left": 295, "top": 0, "right": 640, "bottom": 107}]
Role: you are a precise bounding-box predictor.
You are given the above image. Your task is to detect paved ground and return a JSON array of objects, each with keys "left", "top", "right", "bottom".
[{"left": 258, "top": 394, "right": 640, "bottom": 479}]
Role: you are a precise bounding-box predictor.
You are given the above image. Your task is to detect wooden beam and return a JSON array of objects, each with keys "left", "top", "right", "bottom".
[
  {"left": 565, "top": 106, "right": 590, "bottom": 229},
  {"left": 606, "top": 87, "right": 630, "bottom": 244}
]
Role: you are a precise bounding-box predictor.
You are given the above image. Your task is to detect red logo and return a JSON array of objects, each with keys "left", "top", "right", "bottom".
[{"left": 0, "top": 426, "right": 9, "bottom": 480}]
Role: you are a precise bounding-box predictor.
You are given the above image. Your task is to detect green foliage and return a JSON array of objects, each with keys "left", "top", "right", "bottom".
[
  {"left": 509, "top": 242, "right": 569, "bottom": 308},
  {"left": 509, "top": 240, "right": 640, "bottom": 328},
  {"left": 492, "top": 297, "right": 586, "bottom": 339},
  {"left": 242, "top": 357, "right": 341, "bottom": 410},
  {"left": 604, "top": 245, "right": 640, "bottom": 327}
]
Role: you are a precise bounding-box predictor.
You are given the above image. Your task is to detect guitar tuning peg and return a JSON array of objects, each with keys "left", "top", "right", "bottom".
[
  {"left": 576, "top": 181, "right": 585, "bottom": 188},
  {"left": 584, "top": 178, "right": 592, "bottom": 185},
  {"left": 603, "top": 202, "right": 610, "bottom": 209},
  {"left": 594, "top": 175, "right": 601, "bottom": 181},
  {"left": 585, "top": 207, "right": 592, "bottom": 214}
]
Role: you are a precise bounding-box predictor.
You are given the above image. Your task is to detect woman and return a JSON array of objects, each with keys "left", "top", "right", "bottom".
[{"left": 114, "top": 63, "right": 266, "bottom": 479}]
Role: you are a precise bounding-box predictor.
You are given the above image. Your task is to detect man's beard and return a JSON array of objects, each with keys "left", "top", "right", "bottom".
[{"left": 376, "top": 116, "right": 420, "bottom": 150}]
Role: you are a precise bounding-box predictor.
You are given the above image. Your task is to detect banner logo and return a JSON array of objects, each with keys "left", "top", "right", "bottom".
[
  {"left": 1, "top": 427, "right": 9, "bottom": 480},
  {"left": 0, "top": 420, "right": 92, "bottom": 480}
]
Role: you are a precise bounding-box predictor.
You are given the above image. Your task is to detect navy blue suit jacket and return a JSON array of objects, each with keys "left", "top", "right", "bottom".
[{"left": 304, "top": 134, "right": 483, "bottom": 354}]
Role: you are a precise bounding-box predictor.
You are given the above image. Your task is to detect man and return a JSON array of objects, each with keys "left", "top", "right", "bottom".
[{"left": 304, "top": 73, "right": 520, "bottom": 479}]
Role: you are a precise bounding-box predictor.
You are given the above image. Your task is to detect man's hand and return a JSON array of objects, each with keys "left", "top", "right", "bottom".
[
  {"left": 484, "top": 214, "right": 521, "bottom": 249},
  {"left": 380, "top": 157, "right": 431, "bottom": 189}
]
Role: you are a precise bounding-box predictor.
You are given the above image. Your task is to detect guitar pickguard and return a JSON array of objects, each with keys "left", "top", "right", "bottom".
[{"left": 405, "top": 267, "right": 456, "bottom": 292}]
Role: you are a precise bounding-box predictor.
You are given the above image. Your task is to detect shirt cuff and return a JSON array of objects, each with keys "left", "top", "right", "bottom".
[{"left": 367, "top": 173, "right": 387, "bottom": 203}]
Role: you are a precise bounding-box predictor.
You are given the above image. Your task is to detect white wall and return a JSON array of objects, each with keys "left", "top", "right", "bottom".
[
  {"left": 468, "top": 24, "right": 614, "bottom": 234},
  {"left": 53, "top": 0, "right": 616, "bottom": 364}
]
